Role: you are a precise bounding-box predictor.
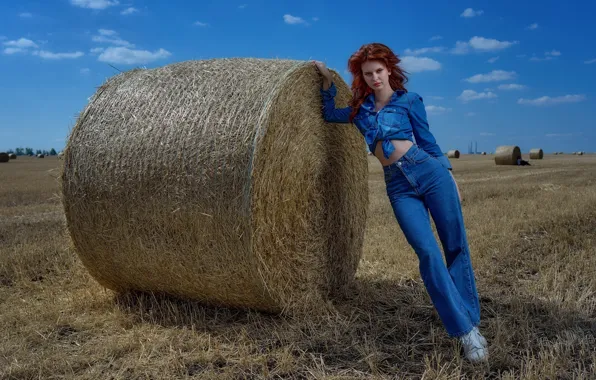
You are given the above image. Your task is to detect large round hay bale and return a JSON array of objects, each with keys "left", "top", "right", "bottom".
[
  {"left": 447, "top": 150, "right": 460, "bottom": 158},
  {"left": 481, "top": 152, "right": 487, "bottom": 155},
  {"left": 529, "top": 148, "right": 544, "bottom": 159},
  {"left": 61, "top": 58, "right": 368, "bottom": 314},
  {"left": 494, "top": 145, "right": 521, "bottom": 165},
  {"left": 578, "top": 151, "right": 584, "bottom": 156},
  {"left": 8, "top": 153, "right": 17, "bottom": 159},
  {"left": 37, "top": 154, "right": 45, "bottom": 158},
  {"left": 0, "top": 153, "right": 9, "bottom": 163}
]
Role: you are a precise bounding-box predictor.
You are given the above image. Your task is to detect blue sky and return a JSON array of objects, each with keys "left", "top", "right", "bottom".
[{"left": 1, "top": 0, "right": 595, "bottom": 154}]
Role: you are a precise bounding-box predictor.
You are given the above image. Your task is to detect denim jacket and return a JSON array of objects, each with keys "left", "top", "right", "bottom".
[{"left": 320, "top": 82, "right": 452, "bottom": 170}]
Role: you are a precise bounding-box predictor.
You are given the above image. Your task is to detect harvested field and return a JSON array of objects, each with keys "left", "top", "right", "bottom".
[{"left": 1, "top": 154, "right": 595, "bottom": 379}]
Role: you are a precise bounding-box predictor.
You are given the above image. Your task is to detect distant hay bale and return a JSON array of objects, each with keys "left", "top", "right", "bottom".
[
  {"left": 481, "top": 152, "right": 487, "bottom": 155},
  {"left": 578, "top": 151, "right": 585, "bottom": 156},
  {"left": 447, "top": 150, "right": 460, "bottom": 158},
  {"left": 9, "top": 153, "right": 16, "bottom": 159},
  {"left": 554, "top": 152, "right": 559, "bottom": 155},
  {"left": 0, "top": 153, "right": 9, "bottom": 163},
  {"left": 494, "top": 145, "right": 521, "bottom": 165},
  {"left": 529, "top": 148, "right": 544, "bottom": 159},
  {"left": 61, "top": 58, "right": 368, "bottom": 314}
]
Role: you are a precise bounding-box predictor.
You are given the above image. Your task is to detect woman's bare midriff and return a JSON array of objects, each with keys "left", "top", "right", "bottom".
[{"left": 374, "top": 139, "right": 414, "bottom": 166}]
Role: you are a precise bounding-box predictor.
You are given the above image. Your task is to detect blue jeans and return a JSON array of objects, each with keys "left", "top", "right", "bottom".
[{"left": 383, "top": 145, "right": 481, "bottom": 337}]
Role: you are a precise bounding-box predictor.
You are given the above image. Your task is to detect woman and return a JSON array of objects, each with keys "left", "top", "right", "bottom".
[{"left": 313, "top": 43, "right": 488, "bottom": 363}]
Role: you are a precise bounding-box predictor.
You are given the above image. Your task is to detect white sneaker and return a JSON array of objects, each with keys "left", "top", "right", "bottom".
[
  {"left": 473, "top": 326, "right": 488, "bottom": 347},
  {"left": 460, "top": 329, "right": 489, "bottom": 363}
]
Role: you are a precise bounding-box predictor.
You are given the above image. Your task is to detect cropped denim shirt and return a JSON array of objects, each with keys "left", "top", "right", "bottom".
[{"left": 320, "top": 82, "right": 452, "bottom": 170}]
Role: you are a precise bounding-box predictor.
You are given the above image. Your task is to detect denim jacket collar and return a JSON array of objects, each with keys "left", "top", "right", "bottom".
[{"left": 360, "top": 89, "right": 407, "bottom": 113}]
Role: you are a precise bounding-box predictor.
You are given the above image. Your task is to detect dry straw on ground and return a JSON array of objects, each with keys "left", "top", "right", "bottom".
[
  {"left": 495, "top": 145, "right": 521, "bottom": 165},
  {"left": 0, "top": 153, "right": 9, "bottom": 163},
  {"left": 529, "top": 148, "right": 544, "bottom": 159},
  {"left": 447, "top": 150, "right": 460, "bottom": 158},
  {"left": 61, "top": 58, "right": 368, "bottom": 315}
]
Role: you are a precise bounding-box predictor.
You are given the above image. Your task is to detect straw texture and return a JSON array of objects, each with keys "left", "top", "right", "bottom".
[
  {"left": 495, "top": 145, "right": 521, "bottom": 165},
  {"left": 529, "top": 148, "right": 544, "bottom": 159},
  {"left": 61, "top": 58, "right": 368, "bottom": 314}
]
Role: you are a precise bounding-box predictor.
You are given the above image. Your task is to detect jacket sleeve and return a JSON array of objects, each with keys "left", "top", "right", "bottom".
[
  {"left": 320, "top": 82, "right": 352, "bottom": 123},
  {"left": 408, "top": 93, "right": 453, "bottom": 170}
]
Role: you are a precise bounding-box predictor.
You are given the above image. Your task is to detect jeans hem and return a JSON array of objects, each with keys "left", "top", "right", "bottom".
[{"left": 447, "top": 321, "right": 480, "bottom": 338}]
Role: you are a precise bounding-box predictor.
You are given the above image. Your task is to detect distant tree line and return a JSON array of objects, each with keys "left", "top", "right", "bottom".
[{"left": 5, "top": 148, "right": 58, "bottom": 156}]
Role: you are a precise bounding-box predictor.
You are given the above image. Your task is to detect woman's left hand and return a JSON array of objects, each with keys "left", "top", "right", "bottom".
[{"left": 449, "top": 171, "right": 463, "bottom": 203}]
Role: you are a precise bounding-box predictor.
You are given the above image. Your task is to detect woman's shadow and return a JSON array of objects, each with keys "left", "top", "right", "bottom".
[{"left": 114, "top": 275, "right": 596, "bottom": 377}]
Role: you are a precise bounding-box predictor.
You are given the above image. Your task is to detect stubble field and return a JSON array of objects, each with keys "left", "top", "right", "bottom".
[{"left": 1, "top": 154, "right": 595, "bottom": 379}]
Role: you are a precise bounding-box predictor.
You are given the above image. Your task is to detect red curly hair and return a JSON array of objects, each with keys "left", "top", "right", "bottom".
[{"left": 347, "top": 43, "right": 409, "bottom": 122}]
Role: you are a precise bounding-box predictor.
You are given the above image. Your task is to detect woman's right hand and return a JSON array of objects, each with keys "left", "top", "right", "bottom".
[{"left": 312, "top": 60, "right": 333, "bottom": 89}]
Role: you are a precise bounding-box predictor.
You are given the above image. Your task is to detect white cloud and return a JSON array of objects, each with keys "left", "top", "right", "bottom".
[
  {"left": 464, "top": 70, "right": 516, "bottom": 83},
  {"left": 238, "top": 4, "right": 247, "bottom": 9},
  {"left": 283, "top": 14, "right": 306, "bottom": 25},
  {"left": 498, "top": 84, "right": 527, "bottom": 91},
  {"left": 98, "top": 29, "right": 116, "bottom": 36},
  {"left": 404, "top": 46, "right": 445, "bottom": 56},
  {"left": 425, "top": 105, "right": 452, "bottom": 114},
  {"left": 451, "top": 41, "right": 470, "bottom": 55},
  {"left": 312, "top": 17, "right": 319, "bottom": 21},
  {"left": 428, "top": 95, "right": 444, "bottom": 100},
  {"left": 194, "top": 21, "right": 209, "bottom": 27},
  {"left": 526, "top": 23, "right": 539, "bottom": 30},
  {"left": 469, "top": 36, "right": 518, "bottom": 51},
  {"left": 90, "top": 47, "right": 104, "bottom": 54},
  {"left": 461, "top": 8, "right": 484, "bottom": 18},
  {"left": 518, "top": 95, "right": 586, "bottom": 106},
  {"left": 480, "top": 132, "right": 495, "bottom": 136},
  {"left": 487, "top": 56, "right": 499, "bottom": 63},
  {"left": 530, "top": 50, "right": 561, "bottom": 62},
  {"left": 3, "top": 38, "right": 38, "bottom": 48},
  {"left": 483, "top": 88, "right": 494, "bottom": 92},
  {"left": 19, "top": 12, "right": 33, "bottom": 18},
  {"left": 466, "top": 112, "right": 476, "bottom": 117},
  {"left": 458, "top": 90, "right": 497, "bottom": 102},
  {"left": 0, "top": 36, "right": 6, "bottom": 40},
  {"left": 3, "top": 47, "right": 27, "bottom": 54},
  {"left": 400, "top": 56, "right": 441, "bottom": 73},
  {"left": 80, "top": 68, "right": 90, "bottom": 74},
  {"left": 70, "top": 0, "right": 119, "bottom": 9},
  {"left": 429, "top": 35, "right": 443, "bottom": 41},
  {"left": 121, "top": 7, "right": 138, "bottom": 15},
  {"left": 585, "top": 58, "right": 596, "bottom": 64},
  {"left": 530, "top": 56, "right": 552, "bottom": 62},
  {"left": 33, "top": 50, "right": 84, "bottom": 59},
  {"left": 452, "top": 37, "right": 518, "bottom": 54},
  {"left": 92, "top": 29, "right": 134, "bottom": 47},
  {"left": 98, "top": 46, "right": 171, "bottom": 64}
]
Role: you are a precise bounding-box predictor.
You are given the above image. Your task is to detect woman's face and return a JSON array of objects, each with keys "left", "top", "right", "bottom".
[{"left": 361, "top": 60, "right": 391, "bottom": 90}]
